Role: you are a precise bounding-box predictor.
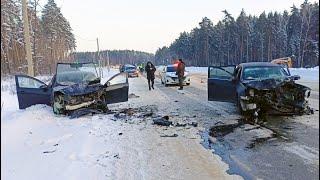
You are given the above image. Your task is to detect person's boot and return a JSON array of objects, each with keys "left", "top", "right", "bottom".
[
  {"left": 152, "top": 85, "right": 154, "bottom": 89},
  {"left": 178, "top": 87, "right": 183, "bottom": 90},
  {"left": 149, "top": 86, "right": 151, "bottom": 91}
]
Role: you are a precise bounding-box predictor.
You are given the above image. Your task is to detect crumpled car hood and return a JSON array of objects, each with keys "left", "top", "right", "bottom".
[
  {"left": 243, "top": 78, "right": 291, "bottom": 90},
  {"left": 241, "top": 77, "right": 312, "bottom": 115},
  {"left": 54, "top": 83, "right": 103, "bottom": 96}
]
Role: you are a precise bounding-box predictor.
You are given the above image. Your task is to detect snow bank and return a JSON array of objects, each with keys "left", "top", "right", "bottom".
[
  {"left": 289, "top": 66, "right": 319, "bottom": 82},
  {"left": 186, "top": 67, "right": 208, "bottom": 74}
]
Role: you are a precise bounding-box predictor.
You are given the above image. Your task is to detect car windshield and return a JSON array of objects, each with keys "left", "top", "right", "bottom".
[
  {"left": 242, "top": 66, "right": 288, "bottom": 80},
  {"left": 56, "top": 63, "right": 99, "bottom": 85},
  {"left": 125, "top": 66, "right": 136, "bottom": 71},
  {"left": 167, "top": 66, "right": 176, "bottom": 72}
]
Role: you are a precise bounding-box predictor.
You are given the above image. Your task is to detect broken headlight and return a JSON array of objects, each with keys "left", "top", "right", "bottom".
[{"left": 248, "top": 89, "right": 255, "bottom": 96}]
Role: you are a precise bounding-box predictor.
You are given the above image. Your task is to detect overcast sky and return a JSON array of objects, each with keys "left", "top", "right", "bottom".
[{"left": 44, "top": 0, "right": 310, "bottom": 53}]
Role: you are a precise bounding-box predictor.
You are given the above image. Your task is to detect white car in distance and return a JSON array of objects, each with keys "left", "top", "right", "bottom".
[{"left": 159, "top": 64, "right": 190, "bottom": 86}]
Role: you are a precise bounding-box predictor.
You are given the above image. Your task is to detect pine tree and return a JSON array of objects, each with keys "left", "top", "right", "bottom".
[
  {"left": 155, "top": 3, "right": 319, "bottom": 67},
  {"left": 41, "top": 0, "right": 76, "bottom": 73}
]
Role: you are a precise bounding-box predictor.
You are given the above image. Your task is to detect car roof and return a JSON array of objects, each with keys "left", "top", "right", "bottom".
[
  {"left": 124, "top": 64, "right": 136, "bottom": 67},
  {"left": 239, "top": 62, "right": 280, "bottom": 68},
  {"left": 166, "top": 64, "right": 175, "bottom": 67},
  {"left": 57, "top": 62, "right": 95, "bottom": 65}
]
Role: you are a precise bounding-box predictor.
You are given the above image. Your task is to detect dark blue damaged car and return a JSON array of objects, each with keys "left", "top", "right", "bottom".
[
  {"left": 15, "top": 63, "right": 129, "bottom": 117},
  {"left": 207, "top": 62, "right": 313, "bottom": 118}
]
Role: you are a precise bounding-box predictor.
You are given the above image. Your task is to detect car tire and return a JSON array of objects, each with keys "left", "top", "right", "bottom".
[
  {"left": 53, "top": 93, "right": 65, "bottom": 115},
  {"left": 97, "top": 94, "right": 109, "bottom": 113},
  {"left": 186, "top": 83, "right": 190, "bottom": 86}
]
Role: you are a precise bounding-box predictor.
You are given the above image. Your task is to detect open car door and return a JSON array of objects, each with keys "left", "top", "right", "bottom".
[
  {"left": 105, "top": 72, "right": 129, "bottom": 104},
  {"left": 208, "top": 66, "right": 236, "bottom": 102},
  {"left": 15, "top": 75, "right": 52, "bottom": 109}
]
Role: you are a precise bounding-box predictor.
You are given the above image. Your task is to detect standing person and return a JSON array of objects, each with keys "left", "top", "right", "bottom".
[
  {"left": 176, "top": 58, "right": 185, "bottom": 90},
  {"left": 145, "top": 61, "right": 156, "bottom": 90}
]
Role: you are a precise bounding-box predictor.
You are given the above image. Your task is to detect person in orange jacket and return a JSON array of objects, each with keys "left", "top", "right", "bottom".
[{"left": 176, "top": 59, "right": 185, "bottom": 90}]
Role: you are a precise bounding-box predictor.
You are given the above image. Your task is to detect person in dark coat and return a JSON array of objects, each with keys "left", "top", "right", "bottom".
[
  {"left": 176, "top": 59, "right": 185, "bottom": 90},
  {"left": 145, "top": 61, "right": 156, "bottom": 90}
]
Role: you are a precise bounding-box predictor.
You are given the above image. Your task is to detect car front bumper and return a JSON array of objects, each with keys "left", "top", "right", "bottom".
[
  {"left": 240, "top": 96, "right": 257, "bottom": 111},
  {"left": 165, "top": 76, "right": 190, "bottom": 85},
  {"left": 65, "top": 100, "right": 96, "bottom": 110}
]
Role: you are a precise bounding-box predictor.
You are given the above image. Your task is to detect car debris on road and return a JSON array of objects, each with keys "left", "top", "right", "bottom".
[
  {"left": 153, "top": 116, "right": 172, "bottom": 126},
  {"left": 160, "top": 133, "right": 178, "bottom": 137}
]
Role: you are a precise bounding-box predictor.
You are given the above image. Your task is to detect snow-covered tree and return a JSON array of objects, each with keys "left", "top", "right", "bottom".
[
  {"left": 1, "top": 0, "right": 76, "bottom": 76},
  {"left": 155, "top": 2, "right": 319, "bottom": 67}
]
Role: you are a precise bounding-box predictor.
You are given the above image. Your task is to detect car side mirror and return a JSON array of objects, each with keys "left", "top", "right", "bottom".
[
  {"left": 292, "top": 75, "right": 300, "bottom": 80},
  {"left": 40, "top": 84, "right": 48, "bottom": 90},
  {"left": 106, "top": 81, "right": 111, "bottom": 87},
  {"left": 40, "top": 84, "right": 47, "bottom": 88}
]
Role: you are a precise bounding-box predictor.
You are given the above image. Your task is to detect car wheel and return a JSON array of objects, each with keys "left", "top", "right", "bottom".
[
  {"left": 97, "top": 94, "right": 109, "bottom": 113},
  {"left": 53, "top": 94, "right": 65, "bottom": 115},
  {"left": 164, "top": 81, "right": 168, "bottom": 87},
  {"left": 186, "top": 83, "right": 190, "bottom": 86}
]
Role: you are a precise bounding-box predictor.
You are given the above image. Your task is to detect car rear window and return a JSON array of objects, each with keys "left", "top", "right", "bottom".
[
  {"left": 167, "top": 66, "right": 176, "bottom": 72},
  {"left": 125, "top": 66, "right": 136, "bottom": 70}
]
